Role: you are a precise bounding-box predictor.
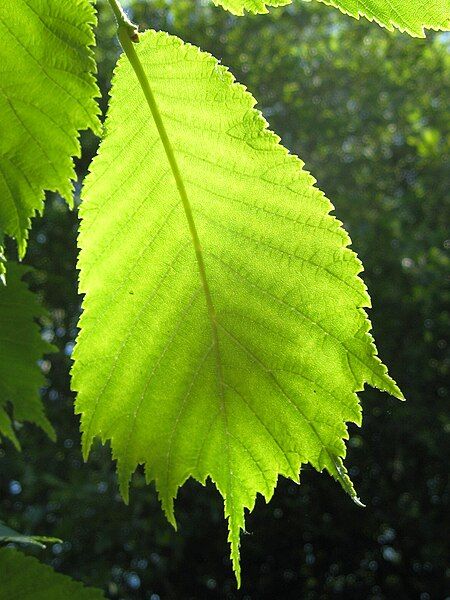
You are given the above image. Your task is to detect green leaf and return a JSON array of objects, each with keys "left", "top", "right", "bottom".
[
  {"left": 215, "top": 0, "right": 450, "bottom": 36},
  {"left": 0, "top": 263, "right": 56, "bottom": 449},
  {"left": 312, "top": 0, "right": 450, "bottom": 36},
  {"left": 72, "top": 29, "right": 402, "bottom": 585},
  {"left": 213, "top": 0, "right": 290, "bottom": 15},
  {"left": 0, "top": 548, "right": 105, "bottom": 599},
  {"left": 0, "top": 0, "right": 100, "bottom": 259},
  {"left": 0, "top": 521, "right": 61, "bottom": 549}
]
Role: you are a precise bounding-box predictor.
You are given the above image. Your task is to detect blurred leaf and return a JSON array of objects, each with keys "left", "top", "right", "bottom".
[
  {"left": 0, "top": 548, "right": 105, "bottom": 599},
  {"left": 213, "top": 0, "right": 290, "bottom": 15},
  {"left": 0, "top": 521, "right": 61, "bottom": 549}
]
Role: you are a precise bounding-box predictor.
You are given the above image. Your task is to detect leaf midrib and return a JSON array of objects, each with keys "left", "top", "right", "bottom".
[
  {"left": 116, "top": 29, "right": 228, "bottom": 426},
  {"left": 114, "top": 30, "right": 364, "bottom": 510}
]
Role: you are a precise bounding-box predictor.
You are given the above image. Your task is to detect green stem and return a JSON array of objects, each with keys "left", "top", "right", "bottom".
[
  {"left": 107, "top": 0, "right": 138, "bottom": 41},
  {"left": 106, "top": 0, "right": 222, "bottom": 363}
]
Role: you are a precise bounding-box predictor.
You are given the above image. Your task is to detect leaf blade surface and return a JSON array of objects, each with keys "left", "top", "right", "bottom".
[
  {"left": 213, "top": 0, "right": 290, "bottom": 15},
  {"left": 73, "top": 29, "right": 402, "bottom": 583},
  {"left": 0, "top": 263, "right": 56, "bottom": 448},
  {"left": 0, "top": 548, "right": 105, "bottom": 599},
  {"left": 215, "top": 0, "right": 450, "bottom": 36},
  {"left": 0, "top": 0, "right": 100, "bottom": 258},
  {"left": 314, "top": 0, "right": 450, "bottom": 36}
]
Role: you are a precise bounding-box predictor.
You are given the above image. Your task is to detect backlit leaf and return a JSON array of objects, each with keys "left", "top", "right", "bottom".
[
  {"left": 72, "top": 29, "right": 402, "bottom": 584},
  {"left": 215, "top": 0, "right": 450, "bottom": 36},
  {"left": 0, "top": 0, "right": 100, "bottom": 259},
  {"left": 213, "top": 0, "right": 290, "bottom": 15},
  {"left": 314, "top": 0, "right": 450, "bottom": 36}
]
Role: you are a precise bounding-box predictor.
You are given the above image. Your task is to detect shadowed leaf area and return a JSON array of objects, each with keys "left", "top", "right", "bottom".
[
  {"left": 0, "top": 548, "right": 104, "bottom": 599},
  {"left": 0, "top": 263, "right": 56, "bottom": 448}
]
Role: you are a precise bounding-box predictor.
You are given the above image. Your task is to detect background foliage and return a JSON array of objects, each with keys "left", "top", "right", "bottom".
[{"left": 1, "top": 1, "right": 448, "bottom": 598}]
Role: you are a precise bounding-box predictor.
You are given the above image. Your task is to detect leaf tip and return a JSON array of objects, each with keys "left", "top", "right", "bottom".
[
  {"left": 46, "top": 423, "right": 57, "bottom": 443},
  {"left": 330, "top": 456, "right": 361, "bottom": 504},
  {"left": 159, "top": 492, "right": 178, "bottom": 530},
  {"left": 9, "top": 432, "right": 21, "bottom": 452},
  {"left": 81, "top": 432, "right": 93, "bottom": 462},
  {"left": 225, "top": 500, "right": 244, "bottom": 588},
  {"left": 118, "top": 470, "right": 131, "bottom": 505},
  {"left": 352, "top": 496, "right": 366, "bottom": 508},
  {"left": 230, "top": 530, "right": 242, "bottom": 588}
]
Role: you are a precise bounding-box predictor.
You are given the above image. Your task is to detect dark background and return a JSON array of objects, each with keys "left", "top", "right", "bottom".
[{"left": 1, "top": 1, "right": 449, "bottom": 598}]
